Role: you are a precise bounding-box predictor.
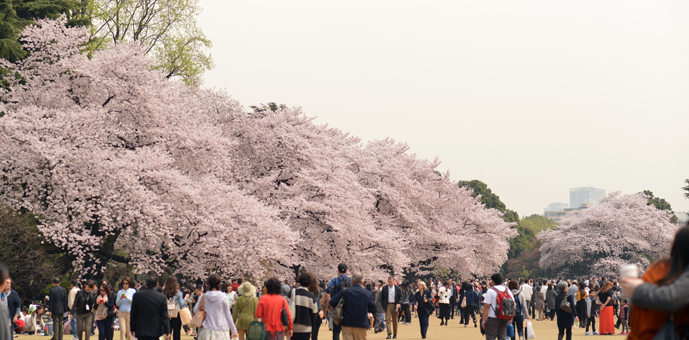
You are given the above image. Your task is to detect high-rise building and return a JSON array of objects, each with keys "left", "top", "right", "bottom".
[
  {"left": 545, "top": 203, "right": 569, "bottom": 214},
  {"left": 569, "top": 187, "right": 606, "bottom": 208}
]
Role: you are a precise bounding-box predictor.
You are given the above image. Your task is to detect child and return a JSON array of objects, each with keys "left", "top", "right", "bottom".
[
  {"left": 619, "top": 300, "right": 630, "bottom": 335},
  {"left": 585, "top": 291, "right": 599, "bottom": 335}
]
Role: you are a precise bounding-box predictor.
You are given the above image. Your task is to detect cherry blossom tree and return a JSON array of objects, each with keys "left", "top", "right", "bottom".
[
  {"left": 0, "top": 18, "right": 296, "bottom": 279},
  {"left": 538, "top": 192, "right": 677, "bottom": 277},
  {"left": 356, "top": 139, "right": 517, "bottom": 278}
]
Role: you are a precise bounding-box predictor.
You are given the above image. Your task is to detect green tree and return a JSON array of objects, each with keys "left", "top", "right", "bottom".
[
  {"left": 457, "top": 179, "right": 520, "bottom": 223},
  {"left": 0, "top": 206, "right": 72, "bottom": 303},
  {"left": 89, "top": 0, "right": 212, "bottom": 86},
  {"left": 642, "top": 190, "right": 677, "bottom": 223},
  {"left": 249, "top": 102, "right": 288, "bottom": 113}
]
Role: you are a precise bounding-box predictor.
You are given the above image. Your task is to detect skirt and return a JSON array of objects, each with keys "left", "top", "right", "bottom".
[
  {"left": 438, "top": 303, "right": 451, "bottom": 319},
  {"left": 599, "top": 305, "right": 615, "bottom": 335},
  {"left": 198, "top": 328, "right": 231, "bottom": 340}
]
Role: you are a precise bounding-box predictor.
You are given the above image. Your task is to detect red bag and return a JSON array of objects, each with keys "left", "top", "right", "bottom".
[{"left": 492, "top": 287, "right": 516, "bottom": 320}]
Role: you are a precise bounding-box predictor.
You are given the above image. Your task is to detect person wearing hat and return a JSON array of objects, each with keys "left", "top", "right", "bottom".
[
  {"left": 232, "top": 282, "right": 258, "bottom": 340},
  {"left": 325, "top": 263, "right": 351, "bottom": 340}
]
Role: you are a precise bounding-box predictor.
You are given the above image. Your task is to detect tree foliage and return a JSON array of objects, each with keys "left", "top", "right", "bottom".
[
  {"left": 683, "top": 179, "right": 689, "bottom": 199},
  {"left": 0, "top": 19, "right": 518, "bottom": 281},
  {"left": 0, "top": 206, "right": 71, "bottom": 302},
  {"left": 458, "top": 179, "right": 519, "bottom": 223},
  {"left": 89, "top": 0, "right": 212, "bottom": 85},
  {"left": 643, "top": 190, "right": 677, "bottom": 223},
  {"left": 538, "top": 192, "right": 677, "bottom": 277}
]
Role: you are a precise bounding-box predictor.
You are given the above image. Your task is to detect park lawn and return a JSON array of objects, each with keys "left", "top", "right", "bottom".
[{"left": 16, "top": 317, "right": 622, "bottom": 340}]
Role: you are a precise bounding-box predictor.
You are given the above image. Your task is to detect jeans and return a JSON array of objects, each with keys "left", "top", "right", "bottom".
[
  {"left": 510, "top": 316, "right": 524, "bottom": 340},
  {"left": 462, "top": 307, "right": 477, "bottom": 325},
  {"left": 557, "top": 325, "right": 572, "bottom": 340},
  {"left": 586, "top": 317, "right": 596, "bottom": 333},
  {"left": 96, "top": 318, "right": 114, "bottom": 340},
  {"left": 71, "top": 314, "right": 78, "bottom": 336},
  {"left": 418, "top": 309, "right": 429, "bottom": 337},
  {"left": 400, "top": 304, "right": 411, "bottom": 323}
]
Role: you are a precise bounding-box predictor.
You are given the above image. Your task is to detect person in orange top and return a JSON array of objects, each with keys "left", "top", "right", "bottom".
[
  {"left": 622, "top": 224, "right": 689, "bottom": 340},
  {"left": 255, "top": 278, "right": 293, "bottom": 340}
]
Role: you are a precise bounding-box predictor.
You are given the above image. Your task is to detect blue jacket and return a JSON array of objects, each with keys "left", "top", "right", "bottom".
[
  {"left": 325, "top": 275, "right": 351, "bottom": 296},
  {"left": 461, "top": 290, "right": 479, "bottom": 307},
  {"left": 329, "top": 284, "right": 377, "bottom": 329}
]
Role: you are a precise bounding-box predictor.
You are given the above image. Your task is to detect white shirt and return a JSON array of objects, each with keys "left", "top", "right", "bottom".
[
  {"left": 540, "top": 285, "right": 548, "bottom": 295},
  {"left": 388, "top": 285, "right": 395, "bottom": 303},
  {"left": 483, "top": 285, "right": 515, "bottom": 319},
  {"left": 520, "top": 284, "right": 533, "bottom": 301}
]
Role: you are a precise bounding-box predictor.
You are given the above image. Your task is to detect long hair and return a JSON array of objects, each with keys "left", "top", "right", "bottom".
[
  {"left": 659, "top": 223, "right": 689, "bottom": 285},
  {"left": 599, "top": 281, "right": 613, "bottom": 294},
  {"left": 164, "top": 277, "right": 179, "bottom": 299},
  {"left": 99, "top": 283, "right": 111, "bottom": 296}
]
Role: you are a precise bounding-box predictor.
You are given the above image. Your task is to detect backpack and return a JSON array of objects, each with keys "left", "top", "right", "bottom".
[
  {"left": 514, "top": 292, "right": 523, "bottom": 316},
  {"left": 330, "top": 276, "right": 351, "bottom": 325},
  {"left": 328, "top": 276, "right": 351, "bottom": 297},
  {"left": 492, "top": 287, "right": 516, "bottom": 320}
]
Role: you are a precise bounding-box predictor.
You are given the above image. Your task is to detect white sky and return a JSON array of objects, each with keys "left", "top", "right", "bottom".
[{"left": 198, "top": 1, "right": 689, "bottom": 217}]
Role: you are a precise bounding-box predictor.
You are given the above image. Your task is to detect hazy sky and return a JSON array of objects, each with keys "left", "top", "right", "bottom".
[{"left": 198, "top": 1, "right": 689, "bottom": 217}]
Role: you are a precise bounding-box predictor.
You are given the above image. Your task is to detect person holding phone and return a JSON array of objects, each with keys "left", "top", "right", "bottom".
[{"left": 116, "top": 278, "right": 136, "bottom": 340}]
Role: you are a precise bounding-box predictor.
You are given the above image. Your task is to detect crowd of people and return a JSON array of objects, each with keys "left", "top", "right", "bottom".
[{"left": 0, "top": 223, "right": 686, "bottom": 340}]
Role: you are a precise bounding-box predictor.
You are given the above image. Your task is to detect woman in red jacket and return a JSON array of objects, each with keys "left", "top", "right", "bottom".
[{"left": 255, "top": 278, "right": 293, "bottom": 340}]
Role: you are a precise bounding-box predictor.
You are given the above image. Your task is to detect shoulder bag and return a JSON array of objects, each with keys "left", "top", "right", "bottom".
[
  {"left": 280, "top": 298, "right": 290, "bottom": 326},
  {"left": 190, "top": 294, "right": 206, "bottom": 328},
  {"left": 560, "top": 294, "right": 572, "bottom": 314}
]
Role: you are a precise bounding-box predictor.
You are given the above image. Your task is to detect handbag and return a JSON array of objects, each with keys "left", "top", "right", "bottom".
[
  {"left": 560, "top": 294, "right": 572, "bottom": 314},
  {"left": 168, "top": 297, "right": 179, "bottom": 318},
  {"left": 190, "top": 295, "right": 206, "bottom": 328},
  {"left": 507, "top": 323, "right": 515, "bottom": 338},
  {"left": 461, "top": 296, "right": 467, "bottom": 308},
  {"left": 280, "top": 298, "right": 290, "bottom": 326},
  {"left": 247, "top": 321, "right": 266, "bottom": 340},
  {"left": 179, "top": 307, "right": 192, "bottom": 326}
]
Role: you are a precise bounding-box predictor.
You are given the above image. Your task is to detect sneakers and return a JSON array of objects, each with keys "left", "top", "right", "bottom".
[
  {"left": 594, "top": 332, "right": 600, "bottom": 335},
  {"left": 386, "top": 335, "right": 391, "bottom": 339},
  {"left": 393, "top": 335, "right": 397, "bottom": 339},
  {"left": 585, "top": 332, "right": 592, "bottom": 336}
]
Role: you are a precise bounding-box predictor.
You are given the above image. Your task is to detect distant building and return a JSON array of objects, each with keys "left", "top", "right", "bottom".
[
  {"left": 545, "top": 210, "right": 567, "bottom": 223},
  {"left": 570, "top": 187, "right": 606, "bottom": 208},
  {"left": 545, "top": 203, "right": 569, "bottom": 214}
]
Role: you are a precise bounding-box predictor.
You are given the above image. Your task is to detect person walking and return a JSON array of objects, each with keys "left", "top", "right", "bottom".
[
  {"left": 380, "top": 277, "right": 401, "bottom": 338},
  {"left": 255, "top": 278, "right": 292, "bottom": 340},
  {"left": 436, "top": 281, "right": 450, "bottom": 326},
  {"left": 533, "top": 288, "right": 545, "bottom": 321},
  {"left": 193, "top": 274, "right": 237, "bottom": 340},
  {"left": 554, "top": 281, "right": 578, "bottom": 340},
  {"left": 232, "top": 282, "right": 257, "bottom": 340},
  {"left": 400, "top": 282, "right": 413, "bottom": 326},
  {"left": 48, "top": 278, "right": 70, "bottom": 340},
  {"left": 519, "top": 279, "right": 533, "bottom": 323},
  {"left": 115, "top": 277, "right": 135, "bottom": 340},
  {"left": 164, "top": 277, "right": 186, "bottom": 340},
  {"left": 414, "top": 282, "right": 433, "bottom": 339},
  {"left": 324, "top": 264, "right": 351, "bottom": 340},
  {"left": 74, "top": 281, "right": 96, "bottom": 340},
  {"left": 1, "top": 278, "right": 20, "bottom": 336},
  {"left": 328, "top": 273, "right": 377, "bottom": 340},
  {"left": 481, "top": 273, "right": 515, "bottom": 340},
  {"left": 546, "top": 284, "right": 557, "bottom": 321},
  {"left": 447, "top": 280, "right": 458, "bottom": 321},
  {"left": 95, "top": 283, "right": 116, "bottom": 340},
  {"left": 0, "top": 265, "right": 12, "bottom": 340},
  {"left": 291, "top": 273, "right": 318, "bottom": 340},
  {"left": 575, "top": 283, "right": 587, "bottom": 328},
  {"left": 509, "top": 280, "right": 529, "bottom": 340},
  {"left": 460, "top": 282, "right": 479, "bottom": 328},
  {"left": 69, "top": 280, "right": 80, "bottom": 340},
  {"left": 371, "top": 282, "right": 384, "bottom": 333},
  {"left": 130, "top": 272, "right": 171, "bottom": 340}
]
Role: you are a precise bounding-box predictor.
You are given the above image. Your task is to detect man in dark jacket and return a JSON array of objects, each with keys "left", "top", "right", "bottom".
[
  {"left": 48, "top": 278, "right": 69, "bottom": 340},
  {"left": 130, "top": 271, "right": 170, "bottom": 340},
  {"left": 2, "top": 278, "right": 21, "bottom": 333},
  {"left": 73, "top": 280, "right": 96, "bottom": 340},
  {"left": 329, "top": 273, "right": 377, "bottom": 340},
  {"left": 379, "top": 277, "right": 401, "bottom": 339},
  {"left": 447, "top": 279, "right": 458, "bottom": 320}
]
